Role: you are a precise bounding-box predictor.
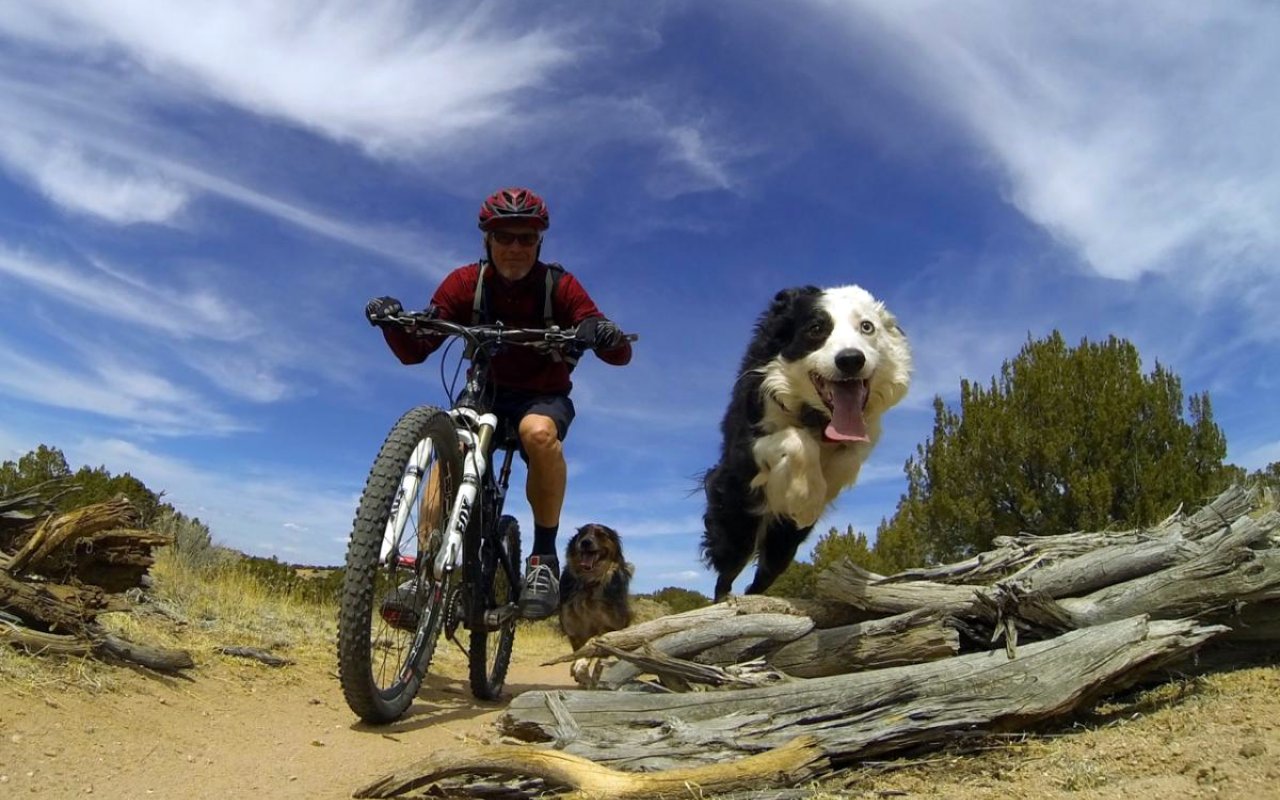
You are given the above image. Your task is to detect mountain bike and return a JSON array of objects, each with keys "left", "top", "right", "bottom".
[{"left": 336, "top": 314, "right": 633, "bottom": 724}]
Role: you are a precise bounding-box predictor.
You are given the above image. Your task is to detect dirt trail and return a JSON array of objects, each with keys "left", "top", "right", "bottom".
[
  {"left": 0, "top": 657, "right": 574, "bottom": 799},
  {"left": 5, "top": 649, "right": 1280, "bottom": 799}
]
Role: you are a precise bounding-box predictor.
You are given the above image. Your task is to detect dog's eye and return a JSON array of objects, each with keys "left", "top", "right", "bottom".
[
  {"left": 805, "top": 322, "right": 826, "bottom": 338},
  {"left": 859, "top": 320, "right": 876, "bottom": 335}
]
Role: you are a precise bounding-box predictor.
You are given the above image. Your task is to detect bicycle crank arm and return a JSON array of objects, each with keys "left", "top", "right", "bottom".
[{"left": 483, "top": 603, "right": 520, "bottom": 630}]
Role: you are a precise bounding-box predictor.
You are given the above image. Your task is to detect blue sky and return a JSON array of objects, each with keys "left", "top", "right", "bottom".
[{"left": 1, "top": 2, "right": 1278, "bottom": 596}]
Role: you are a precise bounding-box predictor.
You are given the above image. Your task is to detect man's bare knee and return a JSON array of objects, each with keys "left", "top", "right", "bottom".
[{"left": 519, "top": 416, "right": 560, "bottom": 457}]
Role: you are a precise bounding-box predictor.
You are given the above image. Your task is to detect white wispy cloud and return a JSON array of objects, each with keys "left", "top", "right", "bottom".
[
  {"left": 0, "top": 4, "right": 741, "bottom": 258},
  {"left": 0, "top": 337, "right": 242, "bottom": 435},
  {"left": 649, "top": 124, "right": 738, "bottom": 199},
  {"left": 808, "top": 2, "right": 1280, "bottom": 287},
  {"left": 183, "top": 352, "right": 292, "bottom": 405},
  {"left": 0, "top": 130, "right": 188, "bottom": 224},
  {"left": 0, "top": 1, "right": 574, "bottom": 159},
  {"left": 0, "top": 245, "right": 257, "bottom": 342},
  {"left": 0, "top": 78, "right": 439, "bottom": 265}
]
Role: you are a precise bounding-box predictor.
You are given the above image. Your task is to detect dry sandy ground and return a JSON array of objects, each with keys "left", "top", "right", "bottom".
[
  {"left": 0, "top": 650, "right": 574, "bottom": 800},
  {"left": 2, "top": 649, "right": 1279, "bottom": 800}
]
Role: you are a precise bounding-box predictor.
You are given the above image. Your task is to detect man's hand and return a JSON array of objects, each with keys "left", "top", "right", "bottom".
[
  {"left": 574, "top": 316, "right": 625, "bottom": 351},
  {"left": 365, "top": 296, "right": 403, "bottom": 326}
]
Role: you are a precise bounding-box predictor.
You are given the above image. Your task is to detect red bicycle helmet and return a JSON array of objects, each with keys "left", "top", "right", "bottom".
[{"left": 477, "top": 187, "right": 550, "bottom": 231}]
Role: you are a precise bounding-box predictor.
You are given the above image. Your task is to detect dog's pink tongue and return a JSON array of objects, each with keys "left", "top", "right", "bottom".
[{"left": 826, "top": 380, "right": 870, "bottom": 442}]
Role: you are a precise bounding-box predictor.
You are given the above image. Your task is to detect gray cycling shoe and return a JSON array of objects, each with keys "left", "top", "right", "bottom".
[{"left": 519, "top": 555, "right": 560, "bottom": 621}]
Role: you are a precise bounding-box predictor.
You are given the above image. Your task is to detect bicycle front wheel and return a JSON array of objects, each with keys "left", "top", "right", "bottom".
[
  {"left": 338, "top": 406, "right": 461, "bottom": 724},
  {"left": 468, "top": 514, "right": 521, "bottom": 700}
]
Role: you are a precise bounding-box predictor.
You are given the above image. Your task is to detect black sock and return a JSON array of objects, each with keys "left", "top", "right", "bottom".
[{"left": 533, "top": 524, "right": 558, "bottom": 558}]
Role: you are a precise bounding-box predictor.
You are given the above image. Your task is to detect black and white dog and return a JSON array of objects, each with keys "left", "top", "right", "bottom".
[{"left": 701, "top": 285, "right": 911, "bottom": 600}]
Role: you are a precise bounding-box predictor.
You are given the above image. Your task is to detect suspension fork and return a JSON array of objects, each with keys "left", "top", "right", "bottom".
[
  {"left": 380, "top": 435, "right": 434, "bottom": 564},
  {"left": 434, "top": 408, "right": 498, "bottom": 581}
]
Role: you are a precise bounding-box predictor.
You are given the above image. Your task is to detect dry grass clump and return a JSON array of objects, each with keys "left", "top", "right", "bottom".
[
  {"left": 0, "top": 643, "right": 113, "bottom": 696},
  {"left": 0, "top": 545, "right": 339, "bottom": 693},
  {"left": 144, "top": 546, "right": 337, "bottom": 664}
]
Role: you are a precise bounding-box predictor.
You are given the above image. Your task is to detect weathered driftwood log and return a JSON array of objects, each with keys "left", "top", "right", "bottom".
[
  {"left": 3, "top": 498, "right": 172, "bottom": 593},
  {"left": 764, "top": 608, "right": 959, "bottom": 678},
  {"left": 354, "top": 734, "right": 827, "bottom": 799},
  {"left": 596, "top": 613, "right": 812, "bottom": 689},
  {"left": 968, "top": 512, "right": 1280, "bottom": 640},
  {"left": 1005, "top": 534, "right": 1201, "bottom": 599},
  {"left": 597, "top": 643, "right": 789, "bottom": 691},
  {"left": 0, "top": 570, "right": 121, "bottom": 632},
  {"left": 813, "top": 501, "right": 1280, "bottom": 639},
  {"left": 0, "top": 621, "right": 193, "bottom": 672},
  {"left": 0, "top": 480, "right": 71, "bottom": 540},
  {"left": 1052, "top": 546, "right": 1280, "bottom": 630},
  {"left": 0, "top": 622, "right": 96, "bottom": 656},
  {"left": 2, "top": 495, "right": 190, "bottom": 671},
  {"left": 546, "top": 594, "right": 854, "bottom": 666},
  {"left": 816, "top": 561, "right": 984, "bottom": 618},
  {"left": 91, "top": 627, "right": 195, "bottom": 671},
  {"left": 888, "top": 485, "right": 1258, "bottom": 586},
  {"left": 501, "top": 616, "right": 1225, "bottom": 769},
  {"left": 6, "top": 497, "right": 139, "bottom": 574},
  {"left": 1003, "top": 509, "right": 1274, "bottom": 601},
  {"left": 58, "top": 529, "right": 174, "bottom": 593}
]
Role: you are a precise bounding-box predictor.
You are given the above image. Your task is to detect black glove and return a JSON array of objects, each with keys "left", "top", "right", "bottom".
[
  {"left": 365, "top": 296, "right": 403, "bottom": 326},
  {"left": 575, "top": 316, "right": 625, "bottom": 351}
]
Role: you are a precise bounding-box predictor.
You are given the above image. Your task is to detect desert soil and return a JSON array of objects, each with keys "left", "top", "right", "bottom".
[
  {"left": 0, "top": 645, "right": 574, "bottom": 800},
  {"left": 2, "top": 646, "right": 1279, "bottom": 799}
]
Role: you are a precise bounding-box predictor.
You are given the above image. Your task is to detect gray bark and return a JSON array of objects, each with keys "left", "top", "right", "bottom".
[
  {"left": 501, "top": 616, "right": 1225, "bottom": 769},
  {"left": 765, "top": 608, "right": 959, "bottom": 678}
]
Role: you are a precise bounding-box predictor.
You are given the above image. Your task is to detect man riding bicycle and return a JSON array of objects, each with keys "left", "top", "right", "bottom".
[{"left": 365, "top": 187, "right": 632, "bottom": 621}]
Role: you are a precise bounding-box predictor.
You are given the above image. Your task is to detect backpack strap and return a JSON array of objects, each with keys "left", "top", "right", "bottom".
[
  {"left": 542, "top": 264, "right": 558, "bottom": 328},
  {"left": 471, "top": 260, "right": 490, "bottom": 325},
  {"left": 470, "top": 261, "right": 578, "bottom": 367},
  {"left": 542, "top": 263, "right": 578, "bottom": 367}
]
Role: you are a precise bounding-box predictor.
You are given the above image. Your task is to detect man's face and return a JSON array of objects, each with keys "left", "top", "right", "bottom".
[{"left": 487, "top": 224, "right": 542, "bottom": 280}]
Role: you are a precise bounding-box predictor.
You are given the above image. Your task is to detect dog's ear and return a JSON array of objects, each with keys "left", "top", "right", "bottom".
[
  {"left": 768, "top": 286, "right": 821, "bottom": 318},
  {"left": 754, "top": 286, "right": 821, "bottom": 354},
  {"left": 877, "top": 303, "right": 905, "bottom": 337},
  {"left": 602, "top": 525, "right": 623, "bottom": 559}
]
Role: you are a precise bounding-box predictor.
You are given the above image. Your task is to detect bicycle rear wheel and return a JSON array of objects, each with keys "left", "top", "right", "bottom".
[
  {"left": 337, "top": 406, "right": 461, "bottom": 723},
  {"left": 468, "top": 514, "right": 521, "bottom": 700}
]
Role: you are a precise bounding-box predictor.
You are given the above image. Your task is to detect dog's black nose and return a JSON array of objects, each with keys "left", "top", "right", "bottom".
[{"left": 835, "top": 348, "right": 866, "bottom": 376}]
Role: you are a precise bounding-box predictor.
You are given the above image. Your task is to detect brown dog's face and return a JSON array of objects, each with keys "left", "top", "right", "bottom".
[{"left": 565, "top": 523, "right": 624, "bottom": 585}]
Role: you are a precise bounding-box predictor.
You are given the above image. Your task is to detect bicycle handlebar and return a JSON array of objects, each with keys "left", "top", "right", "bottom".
[{"left": 379, "top": 311, "right": 638, "bottom": 351}]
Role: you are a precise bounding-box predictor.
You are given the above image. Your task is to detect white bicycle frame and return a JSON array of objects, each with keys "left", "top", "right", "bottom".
[{"left": 378, "top": 407, "right": 498, "bottom": 581}]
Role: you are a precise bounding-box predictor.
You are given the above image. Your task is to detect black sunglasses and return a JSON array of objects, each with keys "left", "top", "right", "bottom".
[{"left": 489, "top": 230, "right": 541, "bottom": 247}]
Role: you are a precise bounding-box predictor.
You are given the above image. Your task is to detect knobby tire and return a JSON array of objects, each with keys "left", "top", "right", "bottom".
[
  {"left": 468, "top": 514, "right": 521, "bottom": 700},
  {"left": 337, "top": 406, "right": 461, "bottom": 724}
]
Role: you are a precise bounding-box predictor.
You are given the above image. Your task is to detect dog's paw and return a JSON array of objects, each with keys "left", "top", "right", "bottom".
[{"left": 570, "top": 657, "right": 595, "bottom": 688}]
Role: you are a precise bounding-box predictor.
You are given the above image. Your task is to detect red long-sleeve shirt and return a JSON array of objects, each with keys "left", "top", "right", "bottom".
[{"left": 380, "top": 261, "right": 631, "bottom": 394}]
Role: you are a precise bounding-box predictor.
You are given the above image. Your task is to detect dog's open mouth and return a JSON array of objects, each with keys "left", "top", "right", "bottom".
[{"left": 810, "top": 373, "right": 871, "bottom": 443}]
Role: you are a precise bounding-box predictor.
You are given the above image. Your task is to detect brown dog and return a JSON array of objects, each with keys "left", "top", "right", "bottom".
[{"left": 558, "top": 523, "right": 633, "bottom": 651}]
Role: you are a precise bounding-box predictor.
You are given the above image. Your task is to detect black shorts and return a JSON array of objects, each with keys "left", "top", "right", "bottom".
[{"left": 491, "top": 389, "right": 576, "bottom": 457}]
